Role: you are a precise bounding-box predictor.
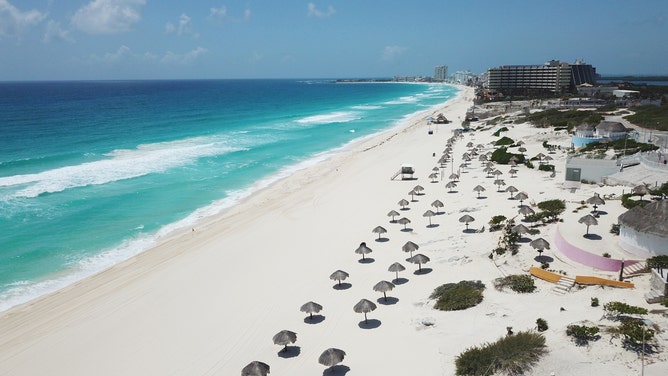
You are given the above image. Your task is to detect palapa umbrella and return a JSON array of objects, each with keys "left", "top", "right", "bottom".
[
  {"left": 272, "top": 330, "right": 297, "bottom": 352},
  {"left": 509, "top": 168, "right": 518, "bottom": 177},
  {"left": 514, "top": 191, "right": 529, "bottom": 206},
  {"left": 388, "top": 262, "right": 406, "bottom": 280},
  {"left": 448, "top": 173, "right": 459, "bottom": 181},
  {"left": 534, "top": 152, "right": 546, "bottom": 163},
  {"left": 518, "top": 205, "right": 535, "bottom": 218},
  {"left": 459, "top": 214, "right": 475, "bottom": 230},
  {"left": 408, "top": 253, "right": 430, "bottom": 271},
  {"left": 511, "top": 223, "right": 530, "bottom": 235},
  {"left": 353, "top": 298, "right": 377, "bottom": 323},
  {"left": 492, "top": 169, "right": 503, "bottom": 179},
  {"left": 398, "top": 217, "right": 411, "bottom": 230},
  {"left": 398, "top": 198, "right": 410, "bottom": 210},
  {"left": 633, "top": 184, "right": 650, "bottom": 200},
  {"left": 319, "top": 348, "right": 346, "bottom": 368},
  {"left": 423, "top": 209, "right": 436, "bottom": 225},
  {"left": 355, "top": 242, "right": 373, "bottom": 260},
  {"left": 329, "top": 270, "right": 349, "bottom": 286},
  {"left": 473, "top": 184, "right": 486, "bottom": 198},
  {"left": 445, "top": 181, "right": 457, "bottom": 192},
  {"left": 402, "top": 240, "right": 419, "bottom": 257},
  {"left": 242, "top": 361, "right": 270, "bottom": 376},
  {"left": 413, "top": 185, "right": 425, "bottom": 195},
  {"left": 387, "top": 210, "right": 400, "bottom": 223},
  {"left": 483, "top": 166, "right": 494, "bottom": 177},
  {"left": 300, "top": 301, "right": 323, "bottom": 320},
  {"left": 530, "top": 237, "right": 550, "bottom": 257},
  {"left": 373, "top": 280, "right": 396, "bottom": 301},
  {"left": 518, "top": 146, "right": 527, "bottom": 155},
  {"left": 429, "top": 172, "right": 439, "bottom": 183},
  {"left": 506, "top": 185, "right": 519, "bottom": 198},
  {"left": 494, "top": 179, "right": 506, "bottom": 191},
  {"left": 578, "top": 214, "right": 598, "bottom": 235},
  {"left": 431, "top": 199, "right": 444, "bottom": 214},
  {"left": 586, "top": 194, "right": 605, "bottom": 215},
  {"left": 408, "top": 189, "right": 417, "bottom": 201},
  {"left": 372, "top": 225, "right": 387, "bottom": 240}
]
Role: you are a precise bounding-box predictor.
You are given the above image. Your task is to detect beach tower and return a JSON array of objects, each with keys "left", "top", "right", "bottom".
[{"left": 400, "top": 164, "right": 415, "bottom": 180}]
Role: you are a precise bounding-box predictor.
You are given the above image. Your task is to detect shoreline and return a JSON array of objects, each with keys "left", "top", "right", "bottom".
[
  {"left": 0, "top": 84, "right": 464, "bottom": 314},
  {"left": 2, "top": 85, "right": 665, "bottom": 375}
]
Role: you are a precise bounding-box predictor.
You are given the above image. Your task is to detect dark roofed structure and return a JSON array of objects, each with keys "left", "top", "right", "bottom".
[
  {"left": 595, "top": 121, "right": 627, "bottom": 134},
  {"left": 619, "top": 200, "right": 668, "bottom": 237}
]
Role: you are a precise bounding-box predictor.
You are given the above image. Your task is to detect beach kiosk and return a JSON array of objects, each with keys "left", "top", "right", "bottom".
[{"left": 400, "top": 163, "right": 415, "bottom": 180}]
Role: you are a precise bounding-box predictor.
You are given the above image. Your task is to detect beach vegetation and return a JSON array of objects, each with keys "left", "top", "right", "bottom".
[
  {"left": 489, "top": 215, "right": 507, "bottom": 231},
  {"left": 525, "top": 160, "right": 534, "bottom": 169},
  {"left": 494, "top": 136, "right": 515, "bottom": 146},
  {"left": 603, "top": 301, "right": 648, "bottom": 317},
  {"left": 608, "top": 319, "right": 655, "bottom": 349},
  {"left": 538, "top": 164, "right": 555, "bottom": 172},
  {"left": 579, "top": 137, "right": 658, "bottom": 155},
  {"left": 602, "top": 252, "right": 611, "bottom": 258},
  {"left": 492, "top": 126, "right": 509, "bottom": 136},
  {"left": 624, "top": 105, "right": 668, "bottom": 130},
  {"left": 661, "top": 298, "right": 668, "bottom": 308},
  {"left": 493, "top": 275, "right": 536, "bottom": 293},
  {"left": 431, "top": 280, "right": 485, "bottom": 311},
  {"left": 591, "top": 297, "right": 600, "bottom": 307},
  {"left": 566, "top": 324, "right": 600, "bottom": 345},
  {"left": 536, "top": 199, "right": 566, "bottom": 222},
  {"left": 454, "top": 331, "right": 547, "bottom": 375},
  {"left": 647, "top": 255, "right": 668, "bottom": 269},
  {"left": 536, "top": 318, "right": 548, "bottom": 332},
  {"left": 490, "top": 147, "right": 525, "bottom": 165},
  {"left": 523, "top": 108, "right": 602, "bottom": 130},
  {"left": 610, "top": 223, "right": 620, "bottom": 235}
]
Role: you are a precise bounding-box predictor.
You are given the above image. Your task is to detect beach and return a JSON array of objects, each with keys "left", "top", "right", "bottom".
[{"left": 1, "top": 86, "right": 666, "bottom": 375}]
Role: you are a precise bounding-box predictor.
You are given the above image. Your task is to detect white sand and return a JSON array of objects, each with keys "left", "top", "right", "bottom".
[{"left": 1, "top": 87, "right": 666, "bottom": 375}]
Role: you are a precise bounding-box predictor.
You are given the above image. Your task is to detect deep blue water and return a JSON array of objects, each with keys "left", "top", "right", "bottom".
[{"left": 0, "top": 79, "right": 458, "bottom": 311}]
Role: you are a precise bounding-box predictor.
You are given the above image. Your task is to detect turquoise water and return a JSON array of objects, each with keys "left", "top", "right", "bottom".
[{"left": 0, "top": 79, "right": 458, "bottom": 311}]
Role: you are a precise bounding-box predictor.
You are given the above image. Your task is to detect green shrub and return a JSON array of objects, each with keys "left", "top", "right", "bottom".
[
  {"left": 490, "top": 147, "right": 525, "bottom": 165},
  {"left": 603, "top": 301, "right": 648, "bottom": 316},
  {"left": 602, "top": 252, "right": 611, "bottom": 258},
  {"left": 525, "top": 160, "right": 534, "bottom": 169},
  {"left": 610, "top": 319, "right": 654, "bottom": 346},
  {"left": 431, "top": 280, "right": 485, "bottom": 311},
  {"left": 591, "top": 297, "right": 599, "bottom": 307},
  {"left": 495, "top": 136, "right": 515, "bottom": 146},
  {"left": 566, "top": 324, "right": 600, "bottom": 345},
  {"left": 661, "top": 298, "right": 668, "bottom": 308},
  {"left": 536, "top": 318, "right": 548, "bottom": 332},
  {"left": 455, "top": 331, "right": 547, "bottom": 375},
  {"left": 493, "top": 275, "right": 537, "bottom": 293},
  {"left": 647, "top": 255, "right": 668, "bottom": 269},
  {"left": 538, "top": 164, "right": 555, "bottom": 172},
  {"left": 492, "top": 126, "right": 509, "bottom": 136},
  {"left": 610, "top": 223, "right": 620, "bottom": 235}
]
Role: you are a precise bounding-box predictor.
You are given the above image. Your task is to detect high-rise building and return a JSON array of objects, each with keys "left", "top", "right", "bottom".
[
  {"left": 433, "top": 65, "right": 448, "bottom": 82},
  {"left": 486, "top": 60, "right": 572, "bottom": 95},
  {"left": 570, "top": 60, "right": 597, "bottom": 86}
]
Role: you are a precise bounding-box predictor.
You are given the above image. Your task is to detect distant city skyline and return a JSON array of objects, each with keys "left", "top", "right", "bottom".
[{"left": 1, "top": 0, "right": 667, "bottom": 81}]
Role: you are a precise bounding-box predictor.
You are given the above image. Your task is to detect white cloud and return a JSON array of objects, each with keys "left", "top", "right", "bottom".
[
  {"left": 381, "top": 45, "right": 407, "bottom": 61},
  {"left": 72, "top": 0, "right": 145, "bottom": 34},
  {"left": 0, "top": 0, "right": 46, "bottom": 39},
  {"left": 165, "top": 13, "right": 198, "bottom": 38},
  {"left": 210, "top": 4, "right": 251, "bottom": 22},
  {"left": 161, "top": 47, "right": 208, "bottom": 64},
  {"left": 43, "top": 20, "right": 74, "bottom": 43},
  {"left": 307, "top": 3, "right": 335, "bottom": 18}
]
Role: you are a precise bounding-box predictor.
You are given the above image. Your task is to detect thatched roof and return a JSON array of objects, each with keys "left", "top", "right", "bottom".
[
  {"left": 576, "top": 122, "right": 594, "bottom": 131},
  {"left": 618, "top": 200, "right": 668, "bottom": 237},
  {"left": 596, "top": 121, "right": 626, "bottom": 133}
]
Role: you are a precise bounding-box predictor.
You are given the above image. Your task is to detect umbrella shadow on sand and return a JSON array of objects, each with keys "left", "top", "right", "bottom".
[
  {"left": 426, "top": 223, "right": 440, "bottom": 228},
  {"left": 278, "top": 346, "right": 301, "bottom": 359},
  {"left": 534, "top": 255, "right": 554, "bottom": 263},
  {"left": 358, "top": 319, "right": 382, "bottom": 329},
  {"left": 323, "top": 365, "right": 351, "bottom": 376},
  {"left": 392, "top": 277, "right": 409, "bottom": 285},
  {"left": 414, "top": 268, "right": 433, "bottom": 275},
  {"left": 375, "top": 237, "right": 390, "bottom": 243},
  {"left": 377, "top": 297, "right": 399, "bottom": 305},
  {"left": 462, "top": 228, "right": 477, "bottom": 234},
  {"left": 333, "top": 282, "right": 352, "bottom": 290},
  {"left": 304, "top": 315, "right": 326, "bottom": 324},
  {"left": 583, "top": 233, "right": 602, "bottom": 240},
  {"left": 358, "top": 257, "right": 375, "bottom": 264}
]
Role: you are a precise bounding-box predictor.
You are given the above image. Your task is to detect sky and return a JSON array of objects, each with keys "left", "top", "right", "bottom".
[{"left": 1, "top": 0, "right": 667, "bottom": 81}]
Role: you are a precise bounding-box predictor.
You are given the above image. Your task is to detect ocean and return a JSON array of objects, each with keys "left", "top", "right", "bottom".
[{"left": 0, "top": 79, "right": 459, "bottom": 311}]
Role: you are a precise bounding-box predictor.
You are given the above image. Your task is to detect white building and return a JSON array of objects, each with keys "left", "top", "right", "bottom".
[{"left": 433, "top": 65, "right": 448, "bottom": 82}]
